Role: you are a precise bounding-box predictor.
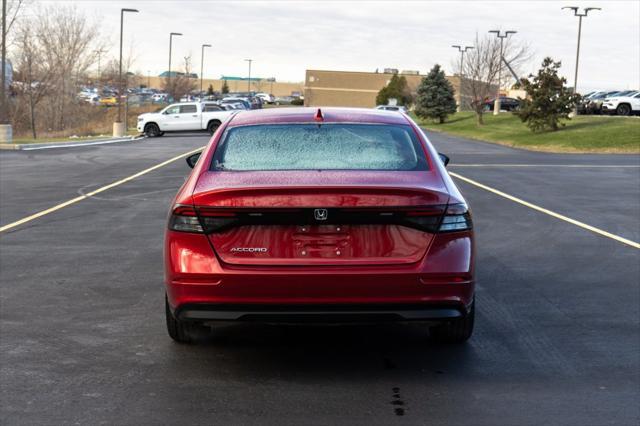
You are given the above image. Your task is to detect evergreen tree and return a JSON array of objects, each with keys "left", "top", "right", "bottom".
[
  {"left": 414, "top": 64, "right": 457, "bottom": 123},
  {"left": 206, "top": 84, "right": 214, "bottom": 96},
  {"left": 515, "top": 57, "right": 581, "bottom": 132},
  {"left": 221, "top": 80, "right": 230, "bottom": 94},
  {"left": 376, "top": 74, "right": 412, "bottom": 106}
]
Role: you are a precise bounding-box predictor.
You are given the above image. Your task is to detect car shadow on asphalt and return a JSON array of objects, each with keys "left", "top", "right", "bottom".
[{"left": 168, "top": 323, "right": 478, "bottom": 380}]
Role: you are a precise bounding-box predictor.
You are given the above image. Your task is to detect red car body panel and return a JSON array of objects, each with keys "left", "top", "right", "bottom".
[{"left": 164, "top": 108, "right": 474, "bottom": 319}]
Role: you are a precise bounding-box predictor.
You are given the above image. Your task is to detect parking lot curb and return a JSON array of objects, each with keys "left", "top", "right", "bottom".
[{"left": 0, "top": 135, "right": 145, "bottom": 151}]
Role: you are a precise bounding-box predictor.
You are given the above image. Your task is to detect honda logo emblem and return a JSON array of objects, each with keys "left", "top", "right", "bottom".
[{"left": 314, "top": 209, "right": 328, "bottom": 221}]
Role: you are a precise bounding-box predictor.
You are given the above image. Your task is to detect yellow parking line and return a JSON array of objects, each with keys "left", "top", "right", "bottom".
[
  {"left": 449, "top": 172, "right": 640, "bottom": 250},
  {"left": 0, "top": 147, "right": 204, "bottom": 233}
]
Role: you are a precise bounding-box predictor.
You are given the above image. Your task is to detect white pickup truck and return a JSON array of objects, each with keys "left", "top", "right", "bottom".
[{"left": 137, "top": 102, "right": 235, "bottom": 137}]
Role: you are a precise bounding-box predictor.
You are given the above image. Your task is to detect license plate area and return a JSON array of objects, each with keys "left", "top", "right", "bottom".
[{"left": 294, "top": 225, "right": 351, "bottom": 258}]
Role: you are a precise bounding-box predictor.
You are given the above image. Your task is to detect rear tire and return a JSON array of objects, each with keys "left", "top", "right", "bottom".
[
  {"left": 144, "top": 123, "right": 162, "bottom": 137},
  {"left": 207, "top": 120, "right": 221, "bottom": 135},
  {"left": 429, "top": 300, "right": 475, "bottom": 343},
  {"left": 616, "top": 103, "right": 631, "bottom": 116},
  {"left": 165, "top": 296, "right": 205, "bottom": 344}
]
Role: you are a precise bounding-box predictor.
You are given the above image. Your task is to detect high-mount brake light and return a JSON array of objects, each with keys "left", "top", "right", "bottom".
[{"left": 439, "top": 203, "right": 472, "bottom": 232}]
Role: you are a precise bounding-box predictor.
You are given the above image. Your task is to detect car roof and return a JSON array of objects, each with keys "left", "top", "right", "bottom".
[{"left": 227, "top": 107, "right": 411, "bottom": 127}]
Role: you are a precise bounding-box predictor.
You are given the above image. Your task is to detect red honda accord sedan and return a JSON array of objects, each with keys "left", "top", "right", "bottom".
[{"left": 164, "top": 107, "right": 475, "bottom": 343}]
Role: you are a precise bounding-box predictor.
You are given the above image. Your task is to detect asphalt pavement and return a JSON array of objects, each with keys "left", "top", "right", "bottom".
[{"left": 0, "top": 130, "right": 638, "bottom": 425}]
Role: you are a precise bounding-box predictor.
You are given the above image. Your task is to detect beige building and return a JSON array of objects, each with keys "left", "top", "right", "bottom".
[
  {"left": 304, "top": 69, "right": 477, "bottom": 109},
  {"left": 142, "top": 76, "right": 304, "bottom": 97}
]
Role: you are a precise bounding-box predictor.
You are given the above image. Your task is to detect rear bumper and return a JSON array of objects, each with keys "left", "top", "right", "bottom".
[
  {"left": 165, "top": 231, "right": 475, "bottom": 319},
  {"left": 174, "top": 302, "right": 469, "bottom": 323}
]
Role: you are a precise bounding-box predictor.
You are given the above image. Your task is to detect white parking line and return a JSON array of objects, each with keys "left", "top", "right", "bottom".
[
  {"left": 18, "top": 136, "right": 146, "bottom": 151},
  {"left": 0, "top": 147, "right": 204, "bottom": 233},
  {"left": 451, "top": 164, "right": 640, "bottom": 168},
  {"left": 449, "top": 172, "right": 640, "bottom": 250}
]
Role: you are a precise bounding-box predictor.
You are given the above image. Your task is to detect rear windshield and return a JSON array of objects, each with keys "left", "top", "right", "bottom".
[{"left": 211, "top": 124, "right": 428, "bottom": 171}]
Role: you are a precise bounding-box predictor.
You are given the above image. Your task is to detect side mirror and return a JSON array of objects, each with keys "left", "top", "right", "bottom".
[
  {"left": 438, "top": 153, "right": 450, "bottom": 167},
  {"left": 186, "top": 152, "right": 202, "bottom": 169}
]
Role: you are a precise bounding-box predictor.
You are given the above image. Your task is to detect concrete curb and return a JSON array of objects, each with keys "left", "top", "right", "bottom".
[{"left": 0, "top": 135, "right": 146, "bottom": 151}]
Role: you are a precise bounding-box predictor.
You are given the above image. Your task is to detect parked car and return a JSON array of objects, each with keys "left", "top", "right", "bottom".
[
  {"left": 274, "top": 96, "right": 295, "bottom": 105},
  {"left": 220, "top": 98, "right": 251, "bottom": 110},
  {"left": 583, "top": 91, "right": 621, "bottom": 114},
  {"left": 255, "top": 93, "right": 275, "bottom": 104},
  {"left": 164, "top": 107, "right": 475, "bottom": 344},
  {"left": 602, "top": 91, "right": 640, "bottom": 116},
  {"left": 482, "top": 97, "right": 520, "bottom": 112},
  {"left": 250, "top": 96, "right": 264, "bottom": 109},
  {"left": 578, "top": 91, "right": 607, "bottom": 114},
  {"left": 136, "top": 102, "right": 235, "bottom": 137},
  {"left": 375, "top": 105, "right": 408, "bottom": 113},
  {"left": 152, "top": 93, "right": 169, "bottom": 103},
  {"left": 220, "top": 103, "right": 246, "bottom": 111},
  {"left": 99, "top": 96, "right": 118, "bottom": 107}
]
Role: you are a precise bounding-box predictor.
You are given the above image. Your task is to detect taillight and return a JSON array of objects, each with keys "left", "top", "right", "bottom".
[
  {"left": 168, "top": 206, "right": 238, "bottom": 233},
  {"left": 403, "top": 206, "right": 447, "bottom": 233},
  {"left": 196, "top": 208, "right": 239, "bottom": 233},
  {"left": 168, "top": 206, "right": 203, "bottom": 233},
  {"left": 439, "top": 203, "right": 472, "bottom": 232}
]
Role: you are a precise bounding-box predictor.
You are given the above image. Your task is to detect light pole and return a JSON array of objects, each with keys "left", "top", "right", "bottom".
[
  {"left": 94, "top": 49, "right": 106, "bottom": 81},
  {"left": 147, "top": 70, "right": 150, "bottom": 88},
  {"left": 115, "top": 8, "right": 138, "bottom": 136},
  {"left": 452, "top": 45, "right": 474, "bottom": 111},
  {"left": 244, "top": 59, "right": 252, "bottom": 94},
  {"left": 562, "top": 6, "right": 601, "bottom": 98},
  {"left": 488, "top": 30, "right": 516, "bottom": 115},
  {"left": 168, "top": 32, "right": 183, "bottom": 97},
  {"left": 200, "top": 43, "right": 211, "bottom": 95}
]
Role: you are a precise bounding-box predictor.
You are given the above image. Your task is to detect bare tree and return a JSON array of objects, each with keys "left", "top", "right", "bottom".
[
  {"left": 4, "top": 0, "right": 27, "bottom": 48},
  {"left": 13, "top": 25, "right": 52, "bottom": 138},
  {"left": 33, "top": 5, "right": 101, "bottom": 130},
  {"left": 163, "top": 55, "right": 196, "bottom": 100},
  {"left": 461, "top": 33, "right": 531, "bottom": 124}
]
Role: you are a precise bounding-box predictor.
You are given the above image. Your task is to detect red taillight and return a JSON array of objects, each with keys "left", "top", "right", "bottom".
[
  {"left": 168, "top": 206, "right": 239, "bottom": 233},
  {"left": 172, "top": 206, "right": 197, "bottom": 216},
  {"left": 438, "top": 203, "right": 472, "bottom": 232},
  {"left": 197, "top": 208, "right": 239, "bottom": 233},
  {"left": 168, "top": 205, "right": 203, "bottom": 233}
]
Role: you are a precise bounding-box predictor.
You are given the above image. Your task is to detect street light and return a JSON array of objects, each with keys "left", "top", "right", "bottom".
[
  {"left": 562, "top": 6, "right": 601, "bottom": 98},
  {"left": 452, "top": 45, "right": 474, "bottom": 111},
  {"left": 94, "top": 49, "right": 107, "bottom": 81},
  {"left": 451, "top": 45, "right": 474, "bottom": 77},
  {"left": 200, "top": 44, "right": 211, "bottom": 94},
  {"left": 168, "top": 32, "right": 183, "bottom": 96},
  {"left": 244, "top": 59, "right": 252, "bottom": 94},
  {"left": 488, "top": 30, "right": 517, "bottom": 115},
  {"left": 116, "top": 8, "right": 138, "bottom": 133}
]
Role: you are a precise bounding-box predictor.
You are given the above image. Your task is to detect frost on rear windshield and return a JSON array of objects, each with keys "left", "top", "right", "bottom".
[{"left": 211, "top": 124, "right": 428, "bottom": 171}]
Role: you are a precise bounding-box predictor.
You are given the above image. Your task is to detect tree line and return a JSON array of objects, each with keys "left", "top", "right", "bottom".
[
  {"left": 5, "top": 1, "right": 196, "bottom": 139},
  {"left": 376, "top": 33, "right": 578, "bottom": 132}
]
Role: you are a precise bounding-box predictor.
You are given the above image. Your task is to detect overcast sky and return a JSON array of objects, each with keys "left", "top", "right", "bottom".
[{"left": 35, "top": 0, "right": 640, "bottom": 91}]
